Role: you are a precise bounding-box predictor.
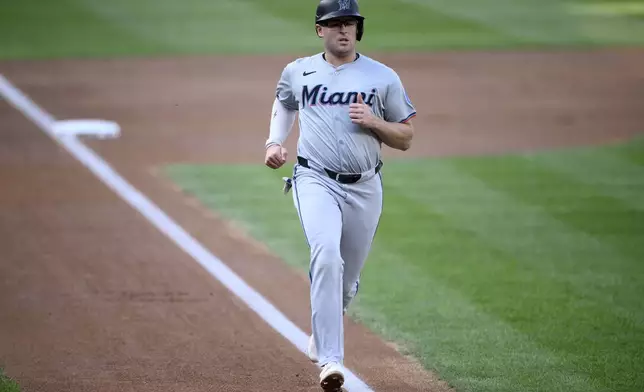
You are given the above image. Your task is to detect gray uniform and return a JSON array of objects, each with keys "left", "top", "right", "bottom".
[{"left": 275, "top": 52, "right": 416, "bottom": 366}]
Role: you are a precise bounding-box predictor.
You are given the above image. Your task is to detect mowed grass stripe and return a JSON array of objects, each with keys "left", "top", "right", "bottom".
[
  {"left": 241, "top": 0, "right": 514, "bottom": 51},
  {"left": 164, "top": 163, "right": 604, "bottom": 392},
  {"left": 3, "top": 0, "right": 513, "bottom": 58},
  {"left": 356, "top": 185, "right": 605, "bottom": 392},
  {"left": 387, "top": 159, "right": 643, "bottom": 391},
  {"left": 80, "top": 0, "right": 317, "bottom": 55},
  {"left": 390, "top": 160, "right": 643, "bottom": 318},
  {"left": 524, "top": 140, "right": 644, "bottom": 211},
  {"left": 451, "top": 154, "right": 644, "bottom": 266},
  {"left": 403, "top": 0, "right": 644, "bottom": 46},
  {"left": 0, "top": 0, "right": 168, "bottom": 59},
  {"left": 4, "top": 0, "right": 644, "bottom": 60}
]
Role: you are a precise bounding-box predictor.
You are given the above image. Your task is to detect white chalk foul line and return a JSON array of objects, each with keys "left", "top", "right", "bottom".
[{"left": 0, "top": 74, "right": 373, "bottom": 392}]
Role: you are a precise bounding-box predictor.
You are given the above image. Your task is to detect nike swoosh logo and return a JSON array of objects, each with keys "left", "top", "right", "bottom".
[{"left": 303, "top": 71, "right": 316, "bottom": 76}]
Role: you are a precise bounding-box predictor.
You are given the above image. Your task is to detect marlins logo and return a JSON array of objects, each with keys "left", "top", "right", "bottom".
[{"left": 338, "top": 0, "right": 351, "bottom": 11}]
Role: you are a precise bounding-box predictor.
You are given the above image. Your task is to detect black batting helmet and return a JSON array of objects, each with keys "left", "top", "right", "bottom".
[{"left": 315, "top": 0, "right": 365, "bottom": 41}]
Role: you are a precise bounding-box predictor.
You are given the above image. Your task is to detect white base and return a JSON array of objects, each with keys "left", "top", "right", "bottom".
[{"left": 52, "top": 119, "right": 121, "bottom": 139}]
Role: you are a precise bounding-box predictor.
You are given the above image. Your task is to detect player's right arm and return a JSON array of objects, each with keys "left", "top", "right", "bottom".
[
  {"left": 265, "top": 62, "right": 299, "bottom": 169},
  {"left": 265, "top": 98, "right": 297, "bottom": 169}
]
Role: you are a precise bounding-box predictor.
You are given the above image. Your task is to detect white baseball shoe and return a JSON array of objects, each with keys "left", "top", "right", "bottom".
[
  {"left": 319, "top": 361, "right": 345, "bottom": 391},
  {"left": 305, "top": 334, "right": 318, "bottom": 363}
]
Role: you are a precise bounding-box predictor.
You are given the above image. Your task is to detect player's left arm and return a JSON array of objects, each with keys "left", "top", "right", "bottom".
[{"left": 349, "top": 73, "right": 416, "bottom": 151}]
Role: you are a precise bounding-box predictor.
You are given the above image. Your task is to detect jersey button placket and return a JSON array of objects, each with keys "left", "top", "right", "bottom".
[
  {"left": 331, "top": 69, "right": 345, "bottom": 173},
  {"left": 337, "top": 118, "right": 345, "bottom": 173}
]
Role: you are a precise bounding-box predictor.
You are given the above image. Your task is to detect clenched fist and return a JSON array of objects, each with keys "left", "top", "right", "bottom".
[
  {"left": 349, "top": 93, "right": 379, "bottom": 129},
  {"left": 265, "top": 144, "right": 288, "bottom": 169}
]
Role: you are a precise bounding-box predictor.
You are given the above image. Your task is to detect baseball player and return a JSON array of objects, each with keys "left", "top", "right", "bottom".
[{"left": 264, "top": 0, "right": 416, "bottom": 390}]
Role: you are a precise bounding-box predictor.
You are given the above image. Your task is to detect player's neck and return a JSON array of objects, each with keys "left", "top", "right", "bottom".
[{"left": 323, "top": 51, "right": 359, "bottom": 67}]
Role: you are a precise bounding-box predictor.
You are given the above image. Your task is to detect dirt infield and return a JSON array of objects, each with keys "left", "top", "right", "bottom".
[{"left": 1, "top": 49, "right": 643, "bottom": 392}]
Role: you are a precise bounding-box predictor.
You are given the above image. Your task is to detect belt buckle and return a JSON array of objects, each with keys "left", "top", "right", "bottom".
[
  {"left": 325, "top": 167, "right": 363, "bottom": 184},
  {"left": 339, "top": 173, "right": 361, "bottom": 184}
]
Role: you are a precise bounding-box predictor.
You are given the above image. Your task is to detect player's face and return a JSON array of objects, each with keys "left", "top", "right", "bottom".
[{"left": 317, "top": 17, "right": 358, "bottom": 57}]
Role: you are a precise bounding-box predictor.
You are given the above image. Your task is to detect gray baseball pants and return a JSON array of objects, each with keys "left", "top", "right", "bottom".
[{"left": 291, "top": 160, "right": 383, "bottom": 366}]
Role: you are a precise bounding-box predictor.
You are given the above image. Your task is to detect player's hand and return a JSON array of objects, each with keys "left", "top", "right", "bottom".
[
  {"left": 265, "top": 144, "right": 288, "bottom": 169},
  {"left": 349, "top": 93, "right": 378, "bottom": 128}
]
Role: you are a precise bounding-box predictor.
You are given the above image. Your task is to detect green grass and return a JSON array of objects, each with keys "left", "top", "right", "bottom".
[
  {"left": 164, "top": 136, "right": 644, "bottom": 392},
  {"left": 2, "top": 0, "right": 644, "bottom": 59},
  {"left": 0, "top": 369, "right": 20, "bottom": 392}
]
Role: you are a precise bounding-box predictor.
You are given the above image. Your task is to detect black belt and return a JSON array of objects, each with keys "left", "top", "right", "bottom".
[{"left": 297, "top": 156, "right": 382, "bottom": 184}]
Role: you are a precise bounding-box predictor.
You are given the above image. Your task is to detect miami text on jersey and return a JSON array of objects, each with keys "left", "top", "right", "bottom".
[{"left": 302, "top": 84, "right": 377, "bottom": 107}]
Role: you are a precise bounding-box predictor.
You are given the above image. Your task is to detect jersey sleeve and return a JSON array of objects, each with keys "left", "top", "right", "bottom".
[
  {"left": 275, "top": 62, "right": 299, "bottom": 111},
  {"left": 383, "top": 71, "right": 417, "bottom": 123}
]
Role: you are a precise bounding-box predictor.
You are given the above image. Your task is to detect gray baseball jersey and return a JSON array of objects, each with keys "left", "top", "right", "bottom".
[
  {"left": 276, "top": 52, "right": 416, "bottom": 174},
  {"left": 274, "top": 52, "right": 417, "bottom": 367}
]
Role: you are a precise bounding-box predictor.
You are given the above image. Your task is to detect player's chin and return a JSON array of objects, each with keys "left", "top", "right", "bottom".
[{"left": 335, "top": 40, "right": 353, "bottom": 51}]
